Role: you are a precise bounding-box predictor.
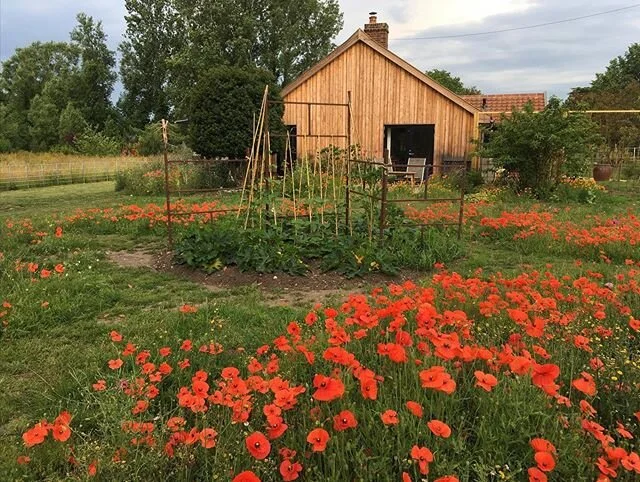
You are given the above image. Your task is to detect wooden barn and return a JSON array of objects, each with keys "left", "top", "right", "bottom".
[{"left": 281, "top": 13, "right": 479, "bottom": 170}]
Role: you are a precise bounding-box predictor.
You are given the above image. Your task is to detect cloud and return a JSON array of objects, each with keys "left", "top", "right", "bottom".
[{"left": 1, "top": 0, "right": 638, "bottom": 99}]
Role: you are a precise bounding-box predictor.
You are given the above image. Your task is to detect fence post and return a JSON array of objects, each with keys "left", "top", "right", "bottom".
[
  {"left": 25, "top": 163, "right": 30, "bottom": 189},
  {"left": 345, "top": 91, "right": 352, "bottom": 233},
  {"left": 379, "top": 166, "right": 388, "bottom": 245}
]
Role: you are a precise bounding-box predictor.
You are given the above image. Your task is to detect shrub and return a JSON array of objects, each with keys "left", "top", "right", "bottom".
[
  {"left": 480, "top": 98, "right": 602, "bottom": 195},
  {"left": 188, "top": 66, "right": 285, "bottom": 159},
  {"left": 75, "top": 128, "right": 120, "bottom": 156}
]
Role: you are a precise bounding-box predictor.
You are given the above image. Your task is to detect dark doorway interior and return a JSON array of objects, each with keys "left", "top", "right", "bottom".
[{"left": 384, "top": 125, "right": 435, "bottom": 177}]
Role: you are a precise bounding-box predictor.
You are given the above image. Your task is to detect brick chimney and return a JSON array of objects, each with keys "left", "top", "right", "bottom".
[{"left": 364, "top": 12, "right": 389, "bottom": 49}]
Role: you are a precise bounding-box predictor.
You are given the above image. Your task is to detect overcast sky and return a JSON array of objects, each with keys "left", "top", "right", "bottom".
[{"left": 1, "top": 0, "right": 639, "bottom": 98}]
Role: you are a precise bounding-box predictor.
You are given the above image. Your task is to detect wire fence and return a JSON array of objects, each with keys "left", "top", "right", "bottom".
[{"left": 0, "top": 157, "right": 152, "bottom": 191}]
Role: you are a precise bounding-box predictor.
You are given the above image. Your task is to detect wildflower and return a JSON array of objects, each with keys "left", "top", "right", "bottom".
[
  {"left": 88, "top": 461, "right": 98, "bottom": 477},
  {"left": 474, "top": 371, "right": 498, "bottom": 392},
  {"left": 616, "top": 422, "right": 633, "bottom": 439},
  {"left": 22, "top": 423, "right": 48, "bottom": 447},
  {"left": 621, "top": 452, "right": 640, "bottom": 473},
  {"left": 527, "top": 467, "right": 548, "bottom": 482},
  {"left": 179, "top": 304, "right": 197, "bottom": 314},
  {"left": 534, "top": 451, "right": 556, "bottom": 472},
  {"left": 572, "top": 372, "right": 597, "bottom": 396},
  {"left": 381, "top": 410, "right": 399, "bottom": 426},
  {"left": 199, "top": 428, "right": 217, "bottom": 448},
  {"left": 110, "top": 331, "right": 123, "bottom": 342},
  {"left": 16, "top": 455, "right": 31, "bottom": 465},
  {"left": 428, "top": 419, "right": 452, "bottom": 438},
  {"left": 410, "top": 445, "right": 434, "bottom": 475},
  {"left": 108, "top": 358, "right": 123, "bottom": 370},
  {"left": 530, "top": 438, "right": 556, "bottom": 454},
  {"left": 245, "top": 432, "right": 271, "bottom": 460},
  {"left": 306, "top": 428, "right": 330, "bottom": 452},
  {"left": 232, "top": 471, "right": 261, "bottom": 482},
  {"left": 312, "top": 374, "right": 344, "bottom": 402},
  {"left": 406, "top": 401, "right": 423, "bottom": 418},
  {"left": 280, "top": 460, "right": 303, "bottom": 481},
  {"left": 333, "top": 410, "right": 357, "bottom": 431},
  {"left": 92, "top": 380, "right": 106, "bottom": 391},
  {"left": 434, "top": 477, "right": 459, "bottom": 482}
]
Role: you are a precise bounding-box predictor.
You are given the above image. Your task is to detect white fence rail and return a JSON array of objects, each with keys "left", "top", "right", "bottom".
[{"left": 0, "top": 158, "right": 152, "bottom": 191}]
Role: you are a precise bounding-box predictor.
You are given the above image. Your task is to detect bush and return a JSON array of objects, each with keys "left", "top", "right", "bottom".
[
  {"left": 75, "top": 128, "right": 120, "bottom": 156},
  {"left": 480, "top": 98, "right": 602, "bottom": 195},
  {"left": 188, "top": 66, "right": 285, "bottom": 159}
]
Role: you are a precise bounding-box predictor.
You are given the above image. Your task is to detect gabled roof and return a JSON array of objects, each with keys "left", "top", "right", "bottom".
[
  {"left": 281, "top": 30, "right": 478, "bottom": 115},
  {"left": 462, "top": 93, "right": 546, "bottom": 122}
]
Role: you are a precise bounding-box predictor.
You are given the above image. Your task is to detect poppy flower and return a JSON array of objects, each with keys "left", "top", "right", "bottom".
[
  {"left": 572, "top": 372, "right": 597, "bottom": 396},
  {"left": 434, "top": 477, "right": 460, "bottom": 482},
  {"left": 616, "top": 422, "right": 633, "bottom": 439},
  {"left": 534, "top": 451, "right": 556, "bottom": 472},
  {"left": 312, "top": 374, "right": 345, "bottom": 402},
  {"left": 333, "top": 410, "right": 357, "bottom": 431},
  {"left": 530, "top": 438, "right": 556, "bottom": 454},
  {"left": 621, "top": 452, "right": 640, "bottom": 473},
  {"left": 474, "top": 371, "right": 498, "bottom": 392},
  {"left": 306, "top": 428, "right": 330, "bottom": 452},
  {"left": 402, "top": 473, "right": 412, "bottom": 482},
  {"left": 406, "top": 401, "right": 423, "bottom": 418},
  {"left": 232, "top": 471, "right": 261, "bottom": 482},
  {"left": 266, "top": 415, "right": 288, "bottom": 439},
  {"left": 16, "top": 455, "right": 31, "bottom": 465},
  {"left": 527, "top": 467, "right": 548, "bottom": 482},
  {"left": 245, "top": 432, "right": 271, "bottom": 460},
  {"left": 22, "top": 423, "right": 48, "bottom": 447},
  {"left": 88, "top": 461, "right": 97, "bottom": 477},
  {"left": 280, "top": 459, "right": 303, "bottom": 481},
  {"left": 92, "top": 380, "right": 106, "bottom": 391},
  {"left": 428, "top": 419, "right": 452, "bottom": 438},
  {"left": 51, "top": 421, "right": 71, "bottom": 442},
  {"left": 199, "top": 428, "right": 217, "bottom": 448},
  {"left": 108, "top": 358, "right": 123, "bottom": 370},
  {"left": 381, "top": 410, "right": 399, "bottom": 426},
  {"left": 410, "top": 445, "right": 433, "bottom": 475}
]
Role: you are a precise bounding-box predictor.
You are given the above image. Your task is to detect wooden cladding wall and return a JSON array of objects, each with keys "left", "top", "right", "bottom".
[{"left": 282, "top": 41, "right": 475, "bottom": 165}]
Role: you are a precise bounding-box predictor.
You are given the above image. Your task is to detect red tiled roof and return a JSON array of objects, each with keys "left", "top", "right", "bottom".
[{"left": 461, "top": 93, "right": 546, "bottom": 123}]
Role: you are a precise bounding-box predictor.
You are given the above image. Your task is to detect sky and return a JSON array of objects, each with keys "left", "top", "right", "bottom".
[{"left": 1, "top": 0, "right": 639, "bottom": 99}]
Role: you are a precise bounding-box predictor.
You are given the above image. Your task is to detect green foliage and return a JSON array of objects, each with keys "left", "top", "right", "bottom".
[
  {"left": 74, "top": 128, "right": 120, "bottom": 156},
  {"left": 189, "top": 66, "right": 284, "bottom": 159},
  {"left": 137, "top": 124, "right": 165, "bottom": 156},
  {"left": 27, "top": 95, "right": 60, "bottom": 151},
  {"left": 480, "top": 98, "right": 603, "bottom": 194},
  {"left": 426, "top": 69, "right": 481, "bottom": 95},
  {"left": 176, "top": 217, "right": 463, "bottom": 278},
  {"left": 58, "top": 103, "right": 88, "bottom": 145}
]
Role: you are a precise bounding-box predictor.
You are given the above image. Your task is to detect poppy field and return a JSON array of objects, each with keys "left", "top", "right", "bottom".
[{"left": 0, "top": 181, "right": 639, "bottom": 481}]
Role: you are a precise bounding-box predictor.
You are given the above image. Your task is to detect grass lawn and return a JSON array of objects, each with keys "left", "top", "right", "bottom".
[{"left": 0, "top": 181, "right": 638, "bottom": 481}]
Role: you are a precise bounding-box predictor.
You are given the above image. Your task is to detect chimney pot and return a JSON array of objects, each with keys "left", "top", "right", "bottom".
[{"left": 364, "top": 12, "right": 389, "bottom": 49}]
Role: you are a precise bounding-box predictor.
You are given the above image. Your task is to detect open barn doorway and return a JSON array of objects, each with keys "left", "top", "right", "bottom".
[{"left": 384, "top": 125, "right": 435, "bottom": 179}]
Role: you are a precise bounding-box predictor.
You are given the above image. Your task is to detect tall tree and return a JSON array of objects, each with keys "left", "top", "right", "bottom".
[
  {"left": 426, "top": 69, "right": 481, "bottom": 95},
  {"left": 119, "top": 0, "right": 183, "bottom": 127},
  {"left": 70, "top": 13, "right": 117, "bottom": 128},
  {"left": 591, "top": 43, "right": 640, "bottom": 90}
]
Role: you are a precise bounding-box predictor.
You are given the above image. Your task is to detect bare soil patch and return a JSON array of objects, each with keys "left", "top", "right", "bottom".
[{"left": 106, "top": 250, "right": 156, "bottom": 270}]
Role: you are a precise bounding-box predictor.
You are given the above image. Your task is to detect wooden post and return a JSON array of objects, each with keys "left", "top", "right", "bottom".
[
  {"left": 162, "top": 119, "right": 173, "bottom": 249},
  {"left": 379, "top": 166, "right": 388, "bottom": 245},
  {"left": 345, "top": 91, "right": 352, "bottom": 232},
  {"left": 472, "top": 111, "right": 480, "bottom": 170},
  {"left": 457, "top": 185, "right": 465, "bottom": 241}
]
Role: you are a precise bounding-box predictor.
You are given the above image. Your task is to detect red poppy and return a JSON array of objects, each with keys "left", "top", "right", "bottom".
[
  {"left": 108, "top": 358, "right": 123, "bottom": 370},
  {"left": 474, "top": 371, "right": 498, "bottom": 392},
  {"left": 534, "top": 451, "right": 556, "bottom": 472},
  {"left": 434, "top": 477, "right": 460, "bottom": 482},
  {"left": 406, "top": 401, "right": 423, "bottom": 418},
  {"left": 266, "top": 415, "right": 288, "bottom": 439},
  {"left": 410, "top": 445, "right": 433, "bottom": 475},
  {"left": 428, "top": 419, "right": 452, "bottom": 438},
  {"left": 199, "top": 428, "right": 217, "bottom": 448},
  {"left": 22, "top": 423, "right": 48, "bottom": 447},
  {"left": 333, "top": 410, "right": 357, "bottom": 431},
  {"left": 16, "top": 455, "right": 31, "bottom": 465},
  {"left": 306, "top": 428, "right": 330, "bottom": 452},
  {"left": 232, "top": 471, "right": 261, "bottom": 482},
  {"left": 245, "top": 432, "right": 271, "bottom": 460},
  {"left": 527, "top": 467, "right": 548, "bottom": 482},
  {"left": 280, "top": 459, "right": 303, "bottom": 481},
  {"left": 572, "top": 372, "right": 597, "bottom": 396},
  {"left": 530, "top": 438, "right": 556, "bottom": 454},
  {"left": 312, "top": 374, "right": 345, "bottom": 402},
  {"left": 381, "top": 410, "right": 399, "bottom": 426},
  {"left": 621, "top": 452, "right": 640, "bottom": 473},
  {"left": 92, "top": 380, "right": 106, "bottom": 391}
]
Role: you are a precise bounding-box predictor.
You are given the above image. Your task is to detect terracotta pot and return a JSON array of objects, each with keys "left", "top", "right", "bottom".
[{"left": 593, "top": 164, "right": 613, "bottom": 182}]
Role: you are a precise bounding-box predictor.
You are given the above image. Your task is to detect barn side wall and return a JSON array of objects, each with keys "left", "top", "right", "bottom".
[{"left": 282, "top": 42, "right": 475, "bottom": 166}]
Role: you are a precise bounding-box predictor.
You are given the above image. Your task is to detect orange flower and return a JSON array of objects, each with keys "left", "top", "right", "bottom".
[
  {"left": 179, "top": 304, "right": 197, "bottom": 314},
  {"left": 474, "top": 371, "right": 498, "bottom": 392},
  {"left": 245, "top": 432, "right": 271, "bottom": 460},
  {"left": 530, "top": 438, "right": 556, "bottom": 454},
  {"left": 280, "top": 460, "right": 303, "bottom": 481},
  {"left": 333, "top": 410, "right": 357, "bottom": 431},
  {"left": 312, "top": 374, "right": 345, "bottom": 402},
  {"left": 428, "top": 419, "right": 452, "bottom": 438},
  {"left": 108, "top": 358, "right": 123, "bottom": 370},
  {"left": 110, "top": 331, "right": 123, "bottom": 342},
  {"left": 381, "top": 410, "right": 399, "bottom": 426},
  {"left": 40, "top": 269, "right": 51, "bottom": 279},
  {"left": 132, "top": 400, "right": 149, "bottom": 415},
  {"left": 16, "top": 455, "right": 31, "bottom": 465},
  {"left": 51, "top": 413, "right": 72, "bottom": 443},
  {"left": 92, "top": 380, "right": 106, "bottom": 391},
  {"left": 410, "top": 445, "right": 433, "bottom": 475},
  {"left": 306, "top": 428, "right": 330, "bottom": 452},
  {"left": 534, "top": 451, "right": 556, "bottom": 472},
  {"left": 406, "top": 401, "right": 423, "bottom": 418},
  {"left": 199, "top": 428, "right": 217, "bottom": 448},
  {"left": 54, "top": 264, "right": 65, "bottom": 274},
  {"left": 22, "top": 423, "right": 48, "bottom": 447},
  {"left": 527, "top": 467, "right": 548, "bottom": 482},
  {"left": 572, "top": 372, "right": 597, "bottom": 396},
  {"left": 434, "top": 477, "right": 459, "bottom": 482},
  {"left": 232, "top": 471, "right": 261, "bottom": 482},
  {"left": 88, "top": 461, "right": 97, "bottom": 477},
  {"left": 621, "top": 452, "right": 640, "bottom": 473},
  {"left": 616, "top": 422, "right": 633, "bottom": 439}
]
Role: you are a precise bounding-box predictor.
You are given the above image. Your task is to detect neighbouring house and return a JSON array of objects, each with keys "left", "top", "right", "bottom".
[
  {"left": 281, "top": 13, "right": 479, "bottom": 172},
  {"left": 462, "top": 93, "right": 547, "bottom": 126}
]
